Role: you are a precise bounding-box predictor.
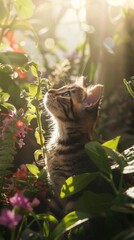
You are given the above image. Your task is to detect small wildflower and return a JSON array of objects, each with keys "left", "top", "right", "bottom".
[
  {"left": 18, "top": 138, "right": 25, "bottom": 148},
  {"left": 3, "top": 31, "right": 24, "bottom": 53},
  {"left": 0, "top": 209, "right": 22, "bottom": 229},
  {"left": 31, "top": 198, "right": 40, "bottom": 207},
  {"left": 0, "top": 111, "right": 28, "bottom": 148},
  {"left": 13, "top": 164, "right": 28, "bottom": 180},
  {"left": 9, "top": 193, "right": 32, "bottom": 211}
]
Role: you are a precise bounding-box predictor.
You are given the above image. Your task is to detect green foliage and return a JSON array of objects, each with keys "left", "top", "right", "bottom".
[
  {"left": 85, "top": 141, "right": 112, "bottom": 176},
  {"left": 123, "top": 77, "right": 134, "bottom": 98},
  {"left": 60, "top": 172, "right": 100, "bottom": 198},
  {"left": 0, "top": 0, "right": 133, "bottom": 239},
  {"left": 59, "top": 137, "right": 134, "bottom": 239},
  {"left": 76, "top": 191, "right": 114, "bottom": 214},
  {"left": 102, "top": 136, "right": 121, "bottom": 150},
  {"left": 14, "top": 0, "right": 34, "bottom": 19},
  {"left": 49, "top": 211, "right": 89, "bottom": 240},
  {"left": 26, "top": 164, "right": 40, "bottom": 177}
]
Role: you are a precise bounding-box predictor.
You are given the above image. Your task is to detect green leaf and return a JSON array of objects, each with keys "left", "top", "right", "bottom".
[
  {"left": 123, "top": 165, "right": 134, "bottom": 174},
  {"left": 0, "top": 0, "right": 7, "bottom": 22},
  {"left": 35, "top": 129, "right": 45, "bottom": 145},
  {"left": 112, "top": 228, "right": 134, "bottom": 240},
  {"left": 123, "top": 146, "right": 134, "bottom": 162},
  {"left": 43, "top": 220, "right": 49, "bottom": 237},
  {"left": 30, "top": 65, "right": 39, "bottom": 78},
  {"left": 27, "top": 104, "right": 36, "bottom": 114},
  {"left": 0, "top": 52, "right": 29, "bottom": 66},
  {"left": 0, "top": 63, "right": 13, "bottom": 73},
  {"left": 103, "top": 146, "right": 126, "bottom": 172},
  {"left": 123, "top": 78, "right": 134, "bottom": 98},
  {"left": 1, "top": 92, "right": 10, "bottom": 102},
  {"left": 37, "top": 214, "right": 58, "bottom": 225},
  {"left": 85, "top": 142, "right": 112, "bottom": 175},
  {"left": 14, "top": 0, "right": 34, "bottom": 19},
  {"left": 126, "top": 187, "right": 134, "bottom": 199},
  {"left": 49, "top": 211, "right": 89, "bottom": 240},
  {"left": 28, "top": 61, "right": 40, "bottom": 78},
  {"left": 111, "top": 203, "right": 134, "bottom": 214},
  {"left": 34, "top": 149, "right": 42, "bottom": 162},
  {"left": 89, "top": 62, "right": 96, "bottom": 82},
  {"left": 26, "top": 164, "right": 39, "bottom": 177},
  {"left": 12, "top": 20, "right": 38, "bottom": 42},
  {"left": 76, "top": 191, "right": 114, "bottom": 214},
  {"left": 60, "top": 172, "right": 100, "bottom": 198},
  {"left": 29, "top": 84, "right": 38, "bottom": 97},
  {"left": 102, "top": 136, "right": 121, "bottom": 150},
  {"left": 1, "top": 102, "right": 16, "bottom": 111},
  {"left": 26, "top": 114, "right": 36, "bottom": 124},
  {"left": 41, "top": 78, "right": 51, "bottom": 86},
  {"left": 111, "top": 193, "right": 134, "bottom": 214}
]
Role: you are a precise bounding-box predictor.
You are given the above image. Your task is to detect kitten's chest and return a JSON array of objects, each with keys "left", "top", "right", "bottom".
[{"left": 46, "top": 144, "right": 95, "bottom": 185}]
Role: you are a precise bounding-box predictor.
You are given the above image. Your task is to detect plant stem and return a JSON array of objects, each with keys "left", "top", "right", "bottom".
[
  {"left": 123, "top": 79, "right": 134, "bottom": 98},
  {"left": 30, "top": 212, "right": 44, "bottom": 239},
  {"left": 11, "top": 228, "right": 16, "bottom": 240},
  {"left": 16, "top": 216, "right": 26, "bottom": 240},
  {"left": 99, "top": 172, "right": 119, "bottom": 195},
  {"left": 35, "top": 72, "right": 46, "bottom": 164}
]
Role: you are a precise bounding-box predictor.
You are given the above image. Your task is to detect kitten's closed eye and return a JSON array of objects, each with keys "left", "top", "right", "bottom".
[{"left": 61, "top": 92, "right": 70, "bottom": 97}]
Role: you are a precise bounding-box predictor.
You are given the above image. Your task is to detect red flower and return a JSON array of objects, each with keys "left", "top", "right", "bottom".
[
  {"left": 0, "top": 111, "right": 28, "bottom": 148},
  {"left": 16, "top": 68, "right": 27, "bottom": 79},
  {"left": 13, "top": 165, "right": 28, "bottom": 180},
  {"left": 4, "top": 31, "right": 24, "bottom": 53}
]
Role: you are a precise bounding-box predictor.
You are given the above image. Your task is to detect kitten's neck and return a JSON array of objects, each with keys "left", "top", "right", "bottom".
[{"left": 48, "top": 119, "right": 92, "bottom": 150}]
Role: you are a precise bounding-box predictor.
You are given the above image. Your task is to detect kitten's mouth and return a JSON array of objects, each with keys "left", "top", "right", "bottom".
[{"left": 44, "top": 92, "right": 58, "bottom": 113}]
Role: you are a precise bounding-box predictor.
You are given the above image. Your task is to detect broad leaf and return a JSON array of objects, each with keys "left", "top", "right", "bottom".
[
  {"left": 102, "top": 136, "right": 121, "bottom": 150},
  {"left": 34, "top": 149, "right": 42, "bottom": 162},
  {"left": 112, "top": 228, "right": 134, "bottom": 240},
  {"left": 76, "top": 191, "right": 114, "bottom": 214},
  {"left": 103, "top": 146, "right": 126, "bottom": 171},
  {"left": 36, "top": 214, "right": 58, "bottom": 225},
  {"left": 123, "top": 146, "right": 134, "bottom": 162},
  {"left": 49, "top": 211, "right": 89, "bottom": 240},
  {"left": 0, "top": 52, "right": 28, "bottom": 66},
  {"left": 0, "top": 0, "right": 7, "bottom": 22},
  {"left": 29, "top": 84, "right": 38, "bottom": 97},
  {"left": 1, "top": 102, "right": 16, "bottom": 111},
  {"left": 60, "top": 172, "right": 100, "bottom": 198},
  {"left": 35, "top": 129, "right": 45, "bottom": 145},
  {"left": 26, "top": 164, "right": 39, "bottom": 177},
  {"left": 111, "top": 192, "right": 134, "bottom": 214},
  {"left": 126, "top": 187, "right": 134, "bottom": 199},
  {"left": 1, "top": 92, "right": 10, "bottom": 102},
  {"left": 30, "top": 65, "right": 39, "bottom": 78},
  {"left": 123, "top": 165, "right": 134, "bottom": 174},
  {"left": 14, "top": 0, "right": 34, "bottom": 19},
  {"left": 85, "top": 142, "right": 112, "bottom": 175}
]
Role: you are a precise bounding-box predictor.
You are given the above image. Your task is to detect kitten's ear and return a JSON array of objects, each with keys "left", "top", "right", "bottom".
[
  {"left": 76, "top": 76, "right": 86, "bottom": 87},
  {"left": 85, "top": 84, "right": 104, "bottom": 110}
]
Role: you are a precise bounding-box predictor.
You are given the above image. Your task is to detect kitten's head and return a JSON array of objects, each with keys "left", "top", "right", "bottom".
[{"left": 44, "top": 78, "right": 103, "bottom": 129}]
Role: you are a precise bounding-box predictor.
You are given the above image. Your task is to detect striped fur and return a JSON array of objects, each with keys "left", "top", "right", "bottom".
[{"left": 44, "top": 81, "right": 103, "bottom": 217}]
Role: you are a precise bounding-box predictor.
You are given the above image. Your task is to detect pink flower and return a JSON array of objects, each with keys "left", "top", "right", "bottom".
[
  {"left": 9, "top": 193, "right": 32, "bottom": 211},
  {"left": 0, "top": 111, "right": 28, "bottom": 149},
  {"left": 0, "top": 209, "right": 22, "bottom": 229},
  {"left": 31, "top": 198, "right": 40, "bottom": 207},
  {"left": 18, "top": 138, "right": 25, "bottom": 148}
]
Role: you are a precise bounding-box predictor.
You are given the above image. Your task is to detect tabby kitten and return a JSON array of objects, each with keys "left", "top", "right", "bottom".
[{"left": 44, "top": 78, "right": 103, "bottom": 217}]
